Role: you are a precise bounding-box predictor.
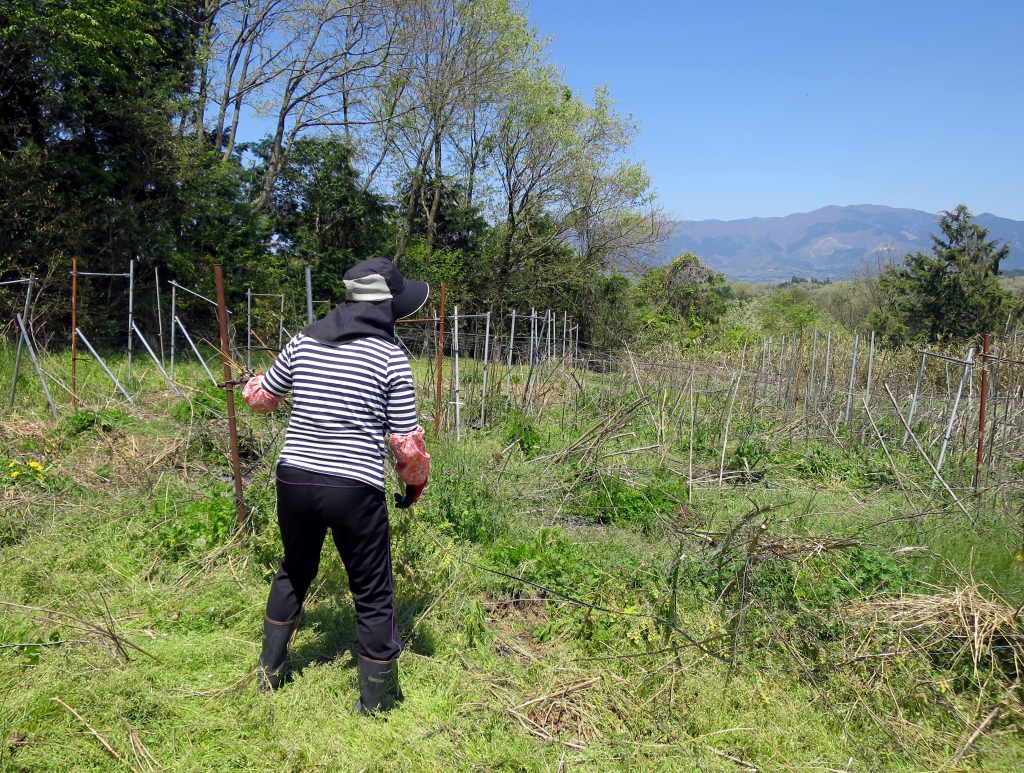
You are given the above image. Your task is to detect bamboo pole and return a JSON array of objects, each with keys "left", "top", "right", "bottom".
[
  {"left": 821, "top": 330, "right": 832, "bottom": 407},
  {"left": 793, "top": 328, "right": 805, "bottom": 403},
  {"left": 688, "top": 360, "right": 696, "bottom": 504},
  {"left": 864, "top": 330, "right": 876, "bottom": 409},
  {"left": 213, "top": 265, "right": 246, "bottom": 528},
  {"left": 885, "top": 383, "right": 972, "bottom": 519},
  {"left": 718, "top": 374, "right": 741, "bottom": 485}
]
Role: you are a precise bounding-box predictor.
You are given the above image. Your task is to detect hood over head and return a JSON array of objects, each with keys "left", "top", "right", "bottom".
[{"left": 302, "top": 258, "right": 429, "bottom": 345}]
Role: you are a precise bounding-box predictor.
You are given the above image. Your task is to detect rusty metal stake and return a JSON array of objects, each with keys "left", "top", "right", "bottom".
[{"left": 214, "top": 265, "right": 246, "bottom": 528}]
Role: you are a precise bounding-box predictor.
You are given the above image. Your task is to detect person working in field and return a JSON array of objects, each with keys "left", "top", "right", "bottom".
[{"left": 241, "top": 257, "right": 431, "bottom": 714}]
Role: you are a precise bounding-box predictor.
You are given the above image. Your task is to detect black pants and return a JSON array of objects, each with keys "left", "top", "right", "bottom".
[{"left": 266, "top": 464, "right": 401, "bottom": 661}]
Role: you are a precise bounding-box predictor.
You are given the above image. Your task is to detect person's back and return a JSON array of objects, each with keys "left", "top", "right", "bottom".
[
  {"left": 242, "top": 257, "right": 430, "bottom": 714},
  {"left": 262, "top": 334, "right": 418, "bottom": 491}
]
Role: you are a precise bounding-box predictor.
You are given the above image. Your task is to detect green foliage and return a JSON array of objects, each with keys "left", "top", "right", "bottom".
[
  {"left": 639, "top": 253, "right": 731, "bottom": 337},
  {"left": 259, "top": 137, "right": 394, "bottom": 303},
  {"left": 423, "top": 449, "right": 508, "bottom": 544},
  {"left": 1, "top": 0, "right": 199, "bottom": 290},
  {"left": 501, "top": 409, "right": 542, "bottom": 458},
  {"left": 153, "top": 484, "right": 237, "bottom": 557},
  {"left": 171, "top": 385, "right": 226, "bottom": 423},
  {"left": 57, "top": 409, "right": 127, "bottom": 436},
  {"left": 762, "top": 287, "right": 821, "bottom": 333},
  {"left": 573, "top": 474, "right": 680, "bottom": 533},
  {"left": 870, "top": 206, "right": 1016, "bottom": 345}
]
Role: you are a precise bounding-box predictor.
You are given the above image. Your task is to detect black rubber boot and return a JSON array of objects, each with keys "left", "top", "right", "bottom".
[
  {"left": 257, "top": 616, "right": 297, "bottom": 692},
  {"left": 353, "top": 655, "right": 404, "bottom": 715}
]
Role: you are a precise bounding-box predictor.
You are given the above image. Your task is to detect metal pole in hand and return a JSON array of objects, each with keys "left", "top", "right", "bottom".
[{"left": 214, "top": 265, "right": 246, "bottom": 528}]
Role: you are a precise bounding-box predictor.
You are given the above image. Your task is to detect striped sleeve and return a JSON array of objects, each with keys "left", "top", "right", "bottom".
[
  {"left": 261, "top": 335, "right": 297, "bottom": 396},
  {"left": 385, "top": 347, "right": 418, "bottom": 435}
]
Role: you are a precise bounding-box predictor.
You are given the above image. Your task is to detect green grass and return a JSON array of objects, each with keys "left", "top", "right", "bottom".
[{"left": 2, "top": 347, "right": 1024, "bottom": 770}]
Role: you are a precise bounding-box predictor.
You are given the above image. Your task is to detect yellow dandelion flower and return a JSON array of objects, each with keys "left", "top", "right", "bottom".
[
  {"left": 28, "top": 461, "right": 43, "bottom": 471},
  {"left": 6, "top": 461, "right": 15, "bottom": 468},
  {"left": 10, "top": 471, "right": 20, "bottom": 478}
]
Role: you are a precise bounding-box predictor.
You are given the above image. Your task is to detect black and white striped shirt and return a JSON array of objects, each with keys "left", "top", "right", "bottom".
[{"left": 261, "top": 334, "right": 419, "bottom": 490}]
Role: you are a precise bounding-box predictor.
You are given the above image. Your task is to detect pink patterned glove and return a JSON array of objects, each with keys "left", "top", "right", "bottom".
[
  {"left": 242, "top": 373, "right": 279, "bottom": 414},
  {"left": 389, "top": 426, "right": 431, "bottom": 486}
]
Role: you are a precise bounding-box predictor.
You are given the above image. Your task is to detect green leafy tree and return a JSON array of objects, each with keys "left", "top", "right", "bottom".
[
  {"left": 762, "top": 287, "right": 820, "bottom": 334},
  {"left": 259, "top": 137, "right": 394, "bottom": 302},
  {"left": 1, "top": 0, "right": 204, "bottom": 328},
  {"left": 639, "top": 253, "right": 731, "bottom": 332},
  {"left": 869, "top": 205, "right": 1015, "bottom": 344}
]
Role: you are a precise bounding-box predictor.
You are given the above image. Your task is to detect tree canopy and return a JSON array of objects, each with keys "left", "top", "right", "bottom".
[{"left": 870, "top": 206, "right": 1014, "bottom": 345}]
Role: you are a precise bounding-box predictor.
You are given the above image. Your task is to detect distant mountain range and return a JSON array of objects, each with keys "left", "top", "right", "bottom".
[{"left": 656, "top": 205, "right": 1024, "bottom": 281}]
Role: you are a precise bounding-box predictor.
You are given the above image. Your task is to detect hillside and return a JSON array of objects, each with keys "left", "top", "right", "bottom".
[{"left": 657, "top": 205, "right": 1024, "bottom": 280}]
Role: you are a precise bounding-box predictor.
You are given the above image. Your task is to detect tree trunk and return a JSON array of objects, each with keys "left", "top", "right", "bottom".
[{"left": 424, "top": 131, "right": 443, "bottom": 260}]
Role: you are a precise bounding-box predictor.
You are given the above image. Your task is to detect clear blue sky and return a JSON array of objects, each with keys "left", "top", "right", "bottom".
[{"left": 526, "top": 0, "right": 1024, "bottom": 221}]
